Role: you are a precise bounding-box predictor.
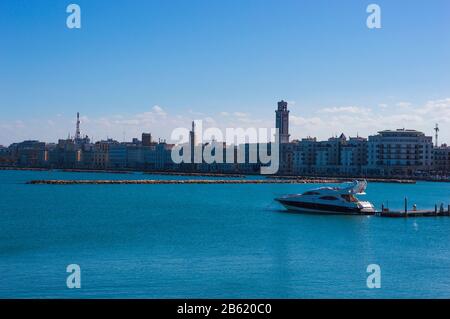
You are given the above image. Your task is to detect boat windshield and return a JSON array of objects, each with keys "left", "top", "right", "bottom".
[
  {"left": 302, "top": 191, "right": 321, "bottom": 196},
  {"left": 341, "top": 194, "right": 358, "bottom": 202}
]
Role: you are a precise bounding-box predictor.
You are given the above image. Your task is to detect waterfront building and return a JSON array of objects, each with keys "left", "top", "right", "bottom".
[
  {"left": 433, "top": 144, "right": 450, "bottom": 174},
  {"left": 127, "top": 146, "right": 144, "bottom": 169},
  {"left": 48, "top": 139, "right": 81, "bottom": 168},
  {"left": 314, "top": 141, "right": 341, "bottom": 175},
  {"left": 142, "top": 133, "right": 153, "bottom": 147},
  {"left": 278, "top": 142, "right": 293, "bottom": 174},
  {"left": 0, "top": 145, "right": 13, "bottom": 166},
  {"left": 340, "top": 137, "right": 368, "bottom": 175},
  {"left": 92, "top": 140, "right": 116, "bottom": 169},
  {"left": 367, "top": 129, "right": 433, "bottom": 176},
  {"left": 275, "top": 100, "right": 290, "bottom": 144},
  {"left": 292, "top": 137, "right": 317, "bottom": 175},
  {"left": 79, "top": 143, "right": 95, "bottom": 168},
  {"left": 143, "top": 142, "right": 175, "bottom": 170},
  {"left": 108, "top": 142, "right": 127, "bottom": 169},
  {"left": 327, "top": 134, "right": 347, "bottom": 166},
  {"left": 8, "top": 140, "right": 46, "bottom": 167}
]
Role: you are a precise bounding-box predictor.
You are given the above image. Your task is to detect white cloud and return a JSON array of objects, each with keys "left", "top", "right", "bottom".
[
  {"left": 152, "top": 105, "right": 167, "bottom": 117},
  {"left": 396, "top": 101, "right": 412, "bottom": 108},
  {"left": 416, "top": 98, "right": 450, "bottom": 123},
  {"left": 290, "top": 115, "right": 324, "bottom": 126},
  {"left": 319, "top": 106, "right": 371, "bottom": 115},
  {"left": 1, "top": 98, "right": 450, "bottom": 146}
]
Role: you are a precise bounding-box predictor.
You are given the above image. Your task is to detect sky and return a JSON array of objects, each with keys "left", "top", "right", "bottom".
[{"left": 0, "top": 0, "right": 449, "bottom": 146}]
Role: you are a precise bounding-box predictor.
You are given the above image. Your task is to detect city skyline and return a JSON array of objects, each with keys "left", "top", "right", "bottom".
[
  {"left": 2, "top": 100, "right": 446, "bottom": 178},
  {"left": 1, "top": 0, "right": 450, "bottom": 145},
  {"left": 0, "top": 100, "right": 449, "bottom": 147}
]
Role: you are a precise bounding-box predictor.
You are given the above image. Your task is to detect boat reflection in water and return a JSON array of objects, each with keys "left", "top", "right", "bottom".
[{"left": 275, "top": 180, "right": 376, "bottom": 215}]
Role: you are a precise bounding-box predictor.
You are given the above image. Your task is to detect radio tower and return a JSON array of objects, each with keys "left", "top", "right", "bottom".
[
  {"left": 75, "top": 112, "right": 81, "bottom": 140},
  {"left": 434, "top": 123, "right": 439, "bottom": 147}
]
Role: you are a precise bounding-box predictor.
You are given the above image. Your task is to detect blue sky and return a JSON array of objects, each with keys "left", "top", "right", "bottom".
[{"left": 0, "top": 0, "right": 449, "bottom": 145}]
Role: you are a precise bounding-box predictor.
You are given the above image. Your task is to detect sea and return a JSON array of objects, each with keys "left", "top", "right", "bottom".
[{"left": 0, "top": 169, "right": 449, "bottom": 298}]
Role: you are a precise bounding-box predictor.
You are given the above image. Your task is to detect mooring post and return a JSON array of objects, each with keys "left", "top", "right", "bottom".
[
  {"left": 404, "top": 197, "right": 408, "bottom": 216},
  {"left": 435, "top": 204, "right": 438, "bottom": 215}
]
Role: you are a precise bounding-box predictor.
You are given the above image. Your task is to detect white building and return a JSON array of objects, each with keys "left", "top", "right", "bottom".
[
  {"left": 340, "top": 137, "right": 368, "bottom": 175},
  {"left": 367, "top": 129, "right": 433, "bottom": 176}
]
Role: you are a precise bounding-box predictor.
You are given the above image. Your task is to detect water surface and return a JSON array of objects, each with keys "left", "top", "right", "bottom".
[{"left": 1, "top": 170, "right": 449, "bottom": 298}]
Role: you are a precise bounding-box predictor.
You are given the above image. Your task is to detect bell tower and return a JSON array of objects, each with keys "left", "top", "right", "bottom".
[{"left": 275, "top": 100, "right": 290, "bottom": 144}]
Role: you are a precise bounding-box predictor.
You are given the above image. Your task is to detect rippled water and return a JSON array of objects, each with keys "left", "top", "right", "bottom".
[{"left": 1, "top": 170, "right": 449, "bottom": 298}]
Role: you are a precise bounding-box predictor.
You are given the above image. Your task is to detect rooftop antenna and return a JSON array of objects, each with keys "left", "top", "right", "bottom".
[
  {"left": 434, "top": 123, "right": 439, "bottom": 147},
  {"left": 75, "top": 112, "right": 81, "bottom": 140}
]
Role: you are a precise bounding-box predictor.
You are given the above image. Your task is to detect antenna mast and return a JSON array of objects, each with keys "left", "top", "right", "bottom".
[{"left": 434, "top": 123, "right": 439, "bottom": 147}]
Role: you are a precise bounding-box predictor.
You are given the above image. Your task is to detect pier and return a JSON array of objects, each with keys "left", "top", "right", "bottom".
[
  {"left": 377, "top": 199, "right": 450, "bottom": 218},
  {"left": 377, "top": 210, "right": 450, "bottom": 217}
]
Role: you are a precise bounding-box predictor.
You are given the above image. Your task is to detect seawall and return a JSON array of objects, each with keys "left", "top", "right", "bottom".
[{"left": 26, "top": 178, "right": 415, "bottom": 185}]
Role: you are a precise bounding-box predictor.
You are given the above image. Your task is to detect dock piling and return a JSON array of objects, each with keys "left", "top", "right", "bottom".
[{"left": 404, "top": 197, "right": 408, "bottom": 216}]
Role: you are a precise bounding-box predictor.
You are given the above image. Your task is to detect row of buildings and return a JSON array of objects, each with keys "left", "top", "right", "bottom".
[
  {"left": 0, "top": 134, "right": 175, "bottom": 171},
  {"left": 279, "top": 129, "right": 446, "bottom": 177},
  {"left": 0, "top": 102, "right": 449, "bottom": 177},
  {"left": 275, "top": 100, "right": 449, "bottom": 176}
]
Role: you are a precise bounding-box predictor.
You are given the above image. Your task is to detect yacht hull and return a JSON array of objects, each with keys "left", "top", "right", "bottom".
[{"left": 276, "top": 199, "right": 375, "bottom": 215}]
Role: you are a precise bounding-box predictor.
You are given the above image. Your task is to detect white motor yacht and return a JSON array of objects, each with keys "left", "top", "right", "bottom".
[{"left": 275, "top": 180, "right": 376, "bottom": 215}]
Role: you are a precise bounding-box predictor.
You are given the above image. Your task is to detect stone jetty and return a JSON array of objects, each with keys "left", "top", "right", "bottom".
[
  {"left": 27, "top": 179, "right": 347, "bottom": 185},
  {"left": 144, "top": 172, "right": 246, "bottom": 178},
  {"left": 62, "top": 169, "right": 132, "bottom": 174},
  {"left": 266, "top": 176, "right": 416, "bottom": 184}
]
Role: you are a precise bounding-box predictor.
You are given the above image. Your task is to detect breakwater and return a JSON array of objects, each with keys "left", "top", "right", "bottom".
[
  {"left": 27, "top": 179, "right": 348, "bottom": 185},
  {"left": 144, "top": 172, "right": 246, "bottom": 178},
  {"left": 267, "top": 176, "right": 416, "bottom": 184},
  {"left": 0, "top": 167, "right": 49, "bottom": 171},
  {"left": 62, "top": 169, "right": 133, "bottom": 174}
]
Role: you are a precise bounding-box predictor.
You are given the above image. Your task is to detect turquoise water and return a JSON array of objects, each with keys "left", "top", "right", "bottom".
[{"left": 1, "top": 170, "right": 450, "bottom": 298}]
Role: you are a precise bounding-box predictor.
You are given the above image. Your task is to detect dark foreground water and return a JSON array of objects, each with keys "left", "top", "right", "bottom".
[{"left": 1, "top": 170, "right": 450, "bottom": 298}]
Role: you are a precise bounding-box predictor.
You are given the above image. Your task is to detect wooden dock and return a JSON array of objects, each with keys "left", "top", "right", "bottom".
[
  {"left": 377, "top": 210, "right": 450, "bottom": 218},
  {"left": 377, "top": 201, "right": 450, "bottom": 218}
]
